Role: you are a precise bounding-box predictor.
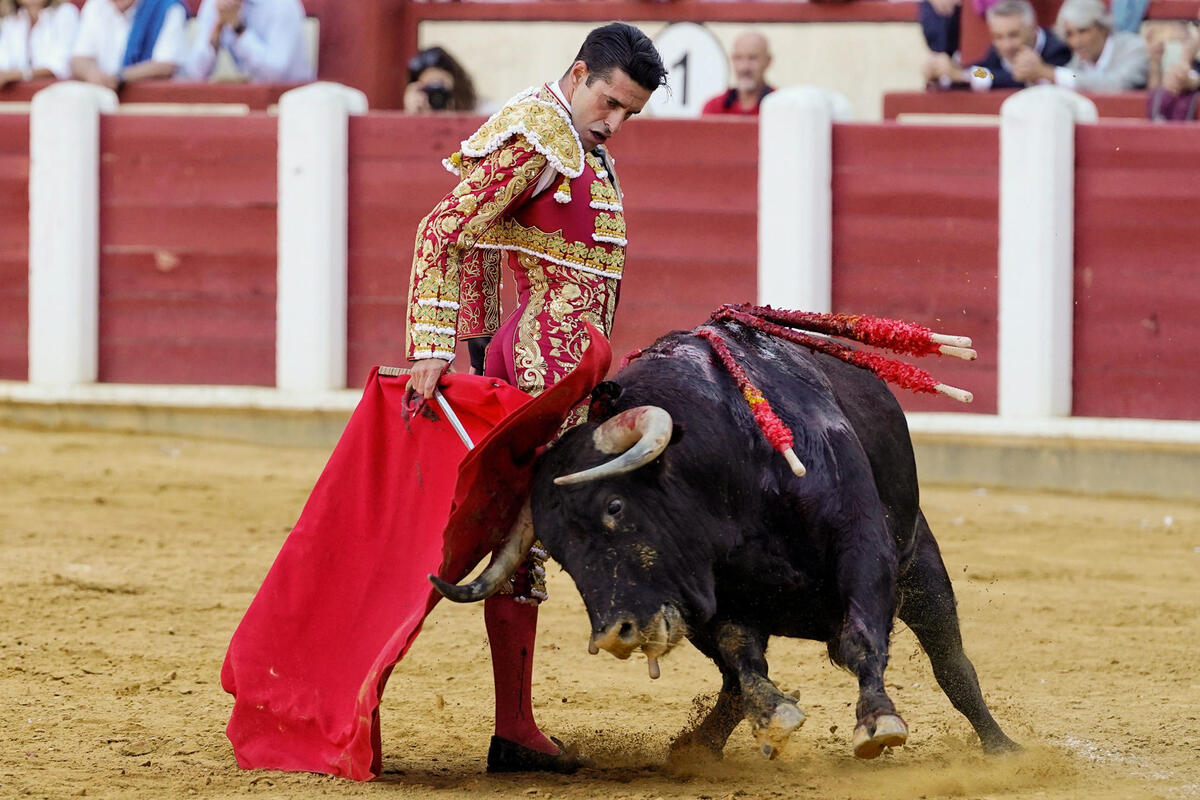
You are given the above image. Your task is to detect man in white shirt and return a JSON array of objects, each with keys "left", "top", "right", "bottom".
[
  {"left": 0, "top": 0, "right": 80, "bottom": 83},
  {"left": 179, "top": 0, "right": 314, "bottom": 83},
  {"left": 70, "top": 0, "right": 188, "bottom": 91},
  {"left": 1011, "top": 0, "right": 1149, "bottom": 91}
]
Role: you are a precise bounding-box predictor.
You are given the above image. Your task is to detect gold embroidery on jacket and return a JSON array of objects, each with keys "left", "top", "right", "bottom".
[
  {"left": 406, "top": 137, "right": 547, "bottom": 358},
  {"left": 587, "top": 153, "right": 622, "bottom": 209},
  {"left": 461, "top": 87, "right": 584, "bottom": 177},
  {"left": 512, "top": 252, "right": 618, "bottom": 397},
  {"left": 456, "top": 247, "right": 503, "bottom": 337},
  {"left": 477, "top": 218, "right": 625, "bottom": 278},
  {"left": 593, "top": 212, "right": 627, "bottom": 242},
  {"left": 513, "top": 253, "right": 550, "bottom": 395}
]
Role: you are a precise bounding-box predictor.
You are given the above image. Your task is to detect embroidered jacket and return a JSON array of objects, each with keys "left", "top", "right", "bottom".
[{"left": 406, "top": 84, "right": 626, "bottom": 362}]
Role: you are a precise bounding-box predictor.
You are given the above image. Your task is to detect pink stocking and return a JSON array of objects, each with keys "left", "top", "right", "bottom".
[{"left": 484, "top": 593, "right": 557, "bottom": 754}]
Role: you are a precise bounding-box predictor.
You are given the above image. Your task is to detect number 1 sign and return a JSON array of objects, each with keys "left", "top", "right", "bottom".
[{"left": 645, "top": 22, "right": 729, "bottom": 118}]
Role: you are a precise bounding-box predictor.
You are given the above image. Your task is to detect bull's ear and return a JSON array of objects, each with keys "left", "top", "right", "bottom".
[{"left": 588, "top": 381, "right": 623, "bottom": 419}]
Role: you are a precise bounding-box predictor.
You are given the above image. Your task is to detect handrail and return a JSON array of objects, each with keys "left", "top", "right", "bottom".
[
  {"left": 0, "top": 80, "right": 301, "bottom": 110},
  {"left": 882, "top": 90, "right": 1152, "bottom": 121}
]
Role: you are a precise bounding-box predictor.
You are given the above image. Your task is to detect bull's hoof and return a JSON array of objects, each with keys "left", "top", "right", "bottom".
[
  {"left": 851, "top": 714, "right": 908, "bottom": 760},
  {"left": 981, "top": 732, "right": 1021, "bottom": 755},
  {"left": 753, "top": 702, "right": 806, "bottom": 760}
]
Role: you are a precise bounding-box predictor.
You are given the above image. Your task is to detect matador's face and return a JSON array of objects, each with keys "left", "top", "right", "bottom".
[{"left": 562, "top": 62, "right": 652, "bottom": 152}]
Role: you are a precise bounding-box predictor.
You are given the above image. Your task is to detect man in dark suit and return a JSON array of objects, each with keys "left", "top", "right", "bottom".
[{"left": 923, "top": 0, "right": 1072, "bottom": 90}]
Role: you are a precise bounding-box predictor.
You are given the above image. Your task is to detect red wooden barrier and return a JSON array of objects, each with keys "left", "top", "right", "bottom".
[
  {"left": 8, "top": 107, "right": 1196, "bottom": 425},
  {"left": 346, "top": 113, "right": 481, "bottom": 386},
  {"left": 97, "top": 113, "right": 278, "bottom": 386},
  {"left": 1073, "top": 122, "right": 1200, "bottom": 420},
  {"left": 346, "top": 113, "right": 993, "bottom": 418},
  {"left": 0, "top": 114, "right": 28, "bottom": 380},
  {"left": 607, "top": 117, "right": 759, "bottom": 364},
  {"left": 344, "top": 114, "right": 759, "bottom": 386},
  {"left": 832, "top": 123, "right": 1000, "bottom": 414}
]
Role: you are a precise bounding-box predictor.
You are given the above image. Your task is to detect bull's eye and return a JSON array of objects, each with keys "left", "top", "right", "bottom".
[{"left": 606, "top": 497, "right": 623, "bottom": 516}]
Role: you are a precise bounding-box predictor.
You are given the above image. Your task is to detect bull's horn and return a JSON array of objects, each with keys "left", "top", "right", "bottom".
[
  {"left": 554, "top": 406, "right": 673, "bottom": 486},
  {"left": 428, "top": 499, "right": 535, "bottom": 603}
]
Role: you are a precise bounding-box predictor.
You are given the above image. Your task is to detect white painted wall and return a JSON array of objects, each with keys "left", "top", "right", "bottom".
[{"left": 418, "top": 20, "right": 927, "bottom": 122}]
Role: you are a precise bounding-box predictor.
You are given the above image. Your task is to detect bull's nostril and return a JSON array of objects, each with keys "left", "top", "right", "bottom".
[{"left": 593, "top": 618, "right": 642, "bottom": 657}]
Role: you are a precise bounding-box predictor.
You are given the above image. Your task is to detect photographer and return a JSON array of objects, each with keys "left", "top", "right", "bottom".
[{"left": 403, "top": 46, "right": 478, "bottom": 112}]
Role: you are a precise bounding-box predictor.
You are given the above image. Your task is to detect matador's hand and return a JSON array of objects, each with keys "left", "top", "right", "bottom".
[{"left": 409, "top": 358, "right": 450, "bottom": 399}]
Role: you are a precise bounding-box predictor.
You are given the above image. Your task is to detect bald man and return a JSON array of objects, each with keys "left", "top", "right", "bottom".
[{"left": 701, "top": 31, "right": 775, "bottom": 115}]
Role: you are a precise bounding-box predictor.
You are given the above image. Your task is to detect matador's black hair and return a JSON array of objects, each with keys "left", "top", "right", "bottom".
[{"left": 570, "top": 22, "right": 668, "bottom": 93}]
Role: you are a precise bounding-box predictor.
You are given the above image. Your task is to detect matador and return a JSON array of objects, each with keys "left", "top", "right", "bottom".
[{"left": 404, "top": 23, "right": 667, "bottom": 773}]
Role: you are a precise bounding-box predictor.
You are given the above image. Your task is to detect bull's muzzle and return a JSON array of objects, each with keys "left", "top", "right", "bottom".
[{"left": 588, "top": 605, "right": 686, "bottom": 679}]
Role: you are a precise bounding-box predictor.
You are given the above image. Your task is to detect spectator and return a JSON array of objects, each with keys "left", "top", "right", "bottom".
[
  {"left": 1144, "top": 20, "right": 1192, "bottom": 84},
  {"left": 402, "top": 46, "right": 477, "bottom": 112},
  {"left": 920, "top": 0, "right": 1007, "bottom": 61},
  {"left": 923, "top": 0, "right": 1071, "bottom": 90},
  {"left": 0, "top": 0, "right": 79, "bottom": 85},
  {"left": 1146, "top": 16, "right": 1200, "bottom": 119},
  {"left": 1009, "top": 0, "right": 1148, "bottom": 91},
  {"left": 70, "top": 0, "right": 188, "bottom": 91},
  {"left": 700, "top": 31, "right": 774, "bottom": 115},
  {"left": 179, "top": 0, "right": 313, "bottom": 83}
]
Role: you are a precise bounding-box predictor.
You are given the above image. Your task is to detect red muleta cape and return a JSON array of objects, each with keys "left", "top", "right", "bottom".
[{"left": 221, "top": 331, "right": 610, "bottom": 780}]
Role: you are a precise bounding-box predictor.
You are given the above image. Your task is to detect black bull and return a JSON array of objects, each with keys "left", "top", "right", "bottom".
[{"left": 452, "top": 319, "right": 1017, "bottom": 760}]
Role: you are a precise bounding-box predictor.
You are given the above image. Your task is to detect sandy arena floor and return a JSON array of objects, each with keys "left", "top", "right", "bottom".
[{"left": 1, "top": 423, "right": 1198, "bottom": 800}]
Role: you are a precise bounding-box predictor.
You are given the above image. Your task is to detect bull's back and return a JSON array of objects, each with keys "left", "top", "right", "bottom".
[
  {"left": 612, "top": 323, "right": 921, "bottom": 542},
  {"left": 709, "top": 324, "right": 922, "bottom": 549}
]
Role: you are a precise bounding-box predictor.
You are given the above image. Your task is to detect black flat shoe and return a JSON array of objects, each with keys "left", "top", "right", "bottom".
[{"left": 486, "top": 735, "right": 582, "bottom": 774}]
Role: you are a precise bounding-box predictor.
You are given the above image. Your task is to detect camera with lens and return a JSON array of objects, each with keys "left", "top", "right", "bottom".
[{"left": 422, "top": 83, "right": 453, "bottom": 111}]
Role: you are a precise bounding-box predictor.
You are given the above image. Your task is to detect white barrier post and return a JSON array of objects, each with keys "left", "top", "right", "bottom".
[
  {"left": 998, "top": 87, "right": 1096, "bottom": 419},
  {"left": 27, "top": 82, "right": 118, "bottom": 386},
  {"left": 757, "top": 87, "right": 852, "bottom": 313},
  {"left": 276, "top": 82, "right": 368, "bottom": 392}
]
